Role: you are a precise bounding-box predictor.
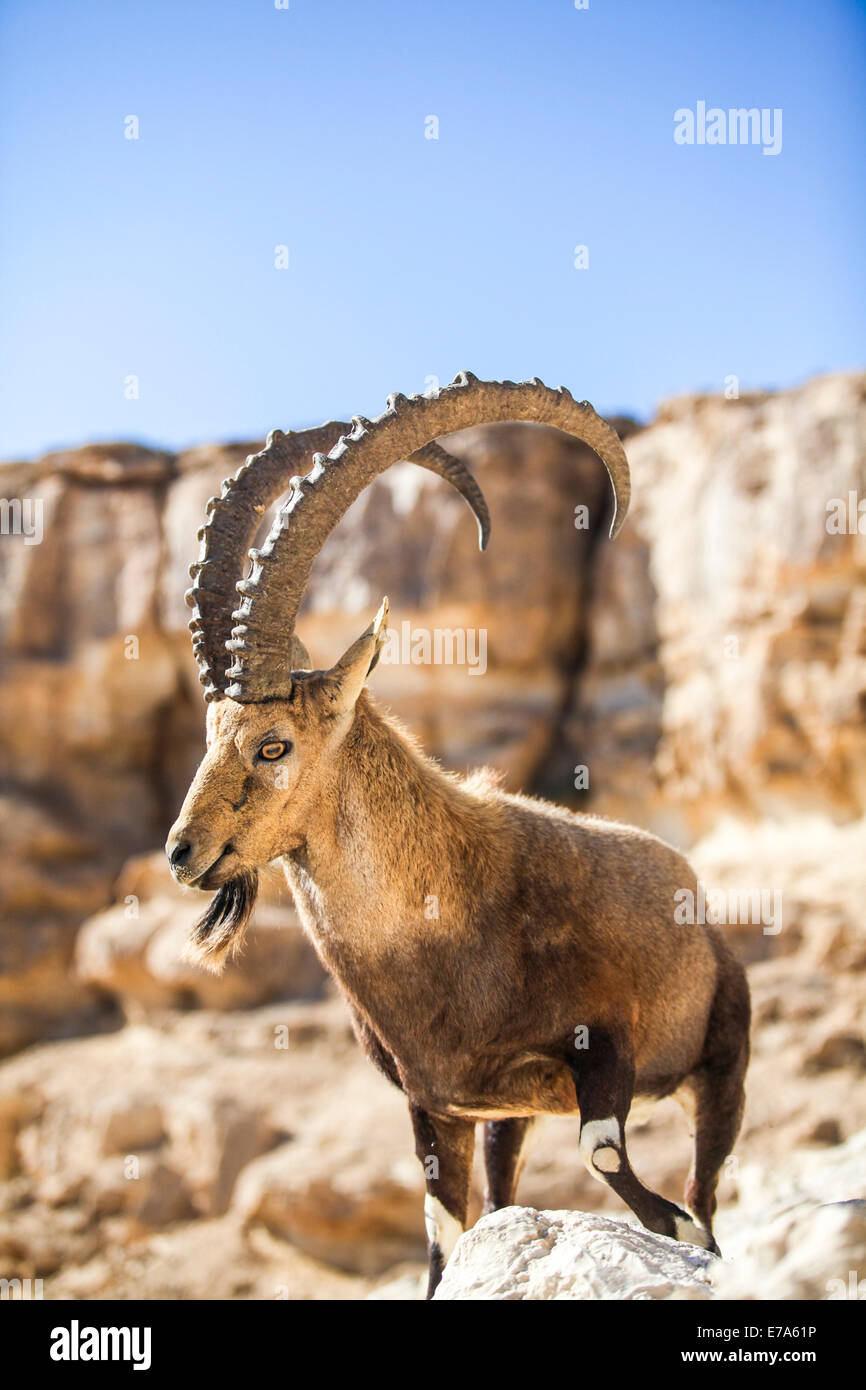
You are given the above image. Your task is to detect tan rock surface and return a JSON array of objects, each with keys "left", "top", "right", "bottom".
[
  {"left": 1, "top": 374, "right": 865, "bottom": 1297},
  {"left": 575, "top": 373, "right": 866, "bottom": 836}
]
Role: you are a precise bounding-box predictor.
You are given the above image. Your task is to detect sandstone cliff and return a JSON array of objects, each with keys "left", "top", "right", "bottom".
[{"left": 0, "top": 373, "right": 864, "bottom": 1299}]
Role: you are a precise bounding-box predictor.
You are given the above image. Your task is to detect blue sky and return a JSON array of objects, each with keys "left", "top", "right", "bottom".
[{"left": 1, "top": 0, "right": 864, "bottom": 458}]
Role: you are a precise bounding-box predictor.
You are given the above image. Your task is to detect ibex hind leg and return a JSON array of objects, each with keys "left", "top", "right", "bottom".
[
  {"left": 568, "top": 1029, "right": 719, "bottom": 1253},
  {"left": 482, "top": 1117, "right": 535, "bottom": 1215},
  {"left": 682, "top": 952, "right": 750, "bottom": 1239}
]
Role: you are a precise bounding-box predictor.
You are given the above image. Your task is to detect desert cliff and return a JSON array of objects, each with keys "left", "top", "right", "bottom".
[{"left": 1, "top": 372, "right": 864, "bottom": 1298}]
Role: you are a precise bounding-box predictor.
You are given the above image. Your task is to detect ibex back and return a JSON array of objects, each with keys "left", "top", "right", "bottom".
[{"left": 167, "top": 373, "right": 749, "bottom": 1297}]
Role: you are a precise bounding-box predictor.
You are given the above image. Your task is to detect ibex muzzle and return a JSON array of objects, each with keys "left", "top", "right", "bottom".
[{"left": 169, "top": 373, "right": 749, "bottom": 1298}]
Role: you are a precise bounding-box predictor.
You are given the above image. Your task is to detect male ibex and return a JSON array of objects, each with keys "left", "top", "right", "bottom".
[{"left": 167, "top": 373, "right": 749, "bottom": 1297}]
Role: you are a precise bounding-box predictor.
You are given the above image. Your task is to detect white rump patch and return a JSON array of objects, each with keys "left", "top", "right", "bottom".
[
  {"left": 424, "top": 1195, "right": 463, "bottom": 1261},
  {"left": 579, "top": 1117, "right": 622, "bottom": 1184}
]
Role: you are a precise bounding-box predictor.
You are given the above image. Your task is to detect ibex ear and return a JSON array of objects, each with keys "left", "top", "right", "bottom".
[{"left": 325, "top": 597, "right": 390, "bottom": 714}]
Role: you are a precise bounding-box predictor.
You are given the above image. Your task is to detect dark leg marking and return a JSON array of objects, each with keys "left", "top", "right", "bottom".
[
  {"left": 482, "top": 1117, "right": 535, "bottom": 1216},
  {"left": 410, "top": 1105, "right": 475, "bottom": 1299},
  {"left": 568, "top": 1029, "right": 718, "bottom": 1252}
]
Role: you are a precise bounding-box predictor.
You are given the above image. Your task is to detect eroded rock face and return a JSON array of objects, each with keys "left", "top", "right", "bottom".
[
  {"left": 233, "top": 1133, "right": 425, "bottom": 1276},
  {"left": 0, "top": 999, "right": 424, "bottom": 1293},
  {"left": 1, "top": 373, "right": 866, "bottom": 1298},
  {"left": 575, "top": 373, "right": 866, "bottom": 838}
]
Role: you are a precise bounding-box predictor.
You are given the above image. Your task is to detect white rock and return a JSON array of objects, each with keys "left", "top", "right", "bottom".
[{"left": 433, "top": 1207, "right": 714, "bottom": 1301}]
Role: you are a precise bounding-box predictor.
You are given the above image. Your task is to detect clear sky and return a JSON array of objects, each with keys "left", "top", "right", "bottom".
[{"left": 1, "top": 0, "right": 864, "bottom": 458}]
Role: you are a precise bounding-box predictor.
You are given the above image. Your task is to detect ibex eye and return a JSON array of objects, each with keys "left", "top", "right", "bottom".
[{"left": 259, "top": 740, "right": 289, "bottom": 761}]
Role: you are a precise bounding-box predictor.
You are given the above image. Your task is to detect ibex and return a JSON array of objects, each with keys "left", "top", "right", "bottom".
[{"left": 166, "top": 373, "right": 749, "bottom": 1297}]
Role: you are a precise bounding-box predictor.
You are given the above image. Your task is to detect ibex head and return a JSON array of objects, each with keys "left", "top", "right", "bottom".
[
  {"left": 166, "top": 372, "right": 630, "bottom": 962},
  {"left": 166, "top": 600, "right": 390, "bottom": 959}
]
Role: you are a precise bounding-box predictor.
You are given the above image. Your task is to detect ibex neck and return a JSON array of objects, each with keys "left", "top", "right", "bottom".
[{"left": 284, "top": 692, "right": 501, "bottom": 944}]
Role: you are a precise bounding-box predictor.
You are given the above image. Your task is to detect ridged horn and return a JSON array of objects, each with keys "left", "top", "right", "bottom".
[
  {"left": 225, "top": 372, "right": 630, "bottom": 703},
  {"left": 186, "top": 421, "right": 491, "bottom": 700}
]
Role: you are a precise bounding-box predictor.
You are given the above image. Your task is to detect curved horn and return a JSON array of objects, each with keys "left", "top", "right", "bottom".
[
  {"left": 186, "top": 423, "right": 490, "bottom": 701},
  {"left": 225, "top": 372, "right": 630, "bottom": 703}
]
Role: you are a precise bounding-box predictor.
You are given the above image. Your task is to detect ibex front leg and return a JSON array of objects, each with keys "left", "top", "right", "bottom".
[
  {"left": 570, "top": 1029, "right": 717, "bottom": 1252},
  {"left": 410, "top": 1105, "right": 475, "bottom": 1299}
]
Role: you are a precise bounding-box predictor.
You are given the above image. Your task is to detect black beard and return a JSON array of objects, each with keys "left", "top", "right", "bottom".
[{"left": 188, "top": 870, "right": 259, "bottom": 970}]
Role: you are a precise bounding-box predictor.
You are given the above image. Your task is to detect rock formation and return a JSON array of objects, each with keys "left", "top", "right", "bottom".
[{"left": 0, "top": 372, "right": 864, "bottom": 1298}]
